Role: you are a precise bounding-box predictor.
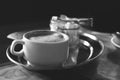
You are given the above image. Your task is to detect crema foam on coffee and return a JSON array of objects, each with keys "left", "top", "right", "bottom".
[{"left": 30, "top": 33, "right": 64, "bottom": 42}]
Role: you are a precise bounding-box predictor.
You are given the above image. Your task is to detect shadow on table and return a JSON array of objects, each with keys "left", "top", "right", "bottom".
[{"left": 26, "top": 59, "right": 98, "bottom": 80}]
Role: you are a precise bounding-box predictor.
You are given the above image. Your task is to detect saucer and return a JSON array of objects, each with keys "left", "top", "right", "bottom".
[{"left": 6, "top": 40, "right": 104, "bottom": 71}]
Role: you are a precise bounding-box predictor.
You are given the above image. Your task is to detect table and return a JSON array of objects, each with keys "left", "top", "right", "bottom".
[{"left": 0, "top": 62, "right": 97, "bottom": 80}]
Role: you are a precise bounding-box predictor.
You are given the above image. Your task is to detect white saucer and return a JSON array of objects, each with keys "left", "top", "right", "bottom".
[{"left": 6, "top": 40, "right": 104, "bottom": 71}]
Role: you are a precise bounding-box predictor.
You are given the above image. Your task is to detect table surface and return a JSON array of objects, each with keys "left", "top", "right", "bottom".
[
  {"left": 0, "top": 22, "right": 120, "bottom": 80},
  {"left": 0, "top": 63, "right": 95, "bottom": 80}
]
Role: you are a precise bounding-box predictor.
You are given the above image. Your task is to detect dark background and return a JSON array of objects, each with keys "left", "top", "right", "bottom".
[
  {"left": 1, "top": 1, "right": 120, "bottom": 32},
  {"left": 0, "top": 1, "right": 120, "bottom": 42},
  {"left": 0, "top": 1, "right": 119, "bottom": 44},
  {"left": 0, "top": 1, "right": 120, "bottom": 44}
]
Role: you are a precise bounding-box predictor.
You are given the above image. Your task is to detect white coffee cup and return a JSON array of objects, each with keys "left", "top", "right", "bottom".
[{"left": 10, "top": 30, "right": 69, "bottom": 66}]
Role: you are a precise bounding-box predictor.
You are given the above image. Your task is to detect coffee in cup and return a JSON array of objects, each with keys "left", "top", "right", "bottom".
[
  {"left": 10, "top": 30, "right": 69, "bottom": 66},
  {"left": 29, "top": 32, "right": 64, "bottom": 42}
]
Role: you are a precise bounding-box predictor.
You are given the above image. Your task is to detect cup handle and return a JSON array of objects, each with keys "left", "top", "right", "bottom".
[{"left": 10, "top": 40, "right": 25, "bottom": 57}]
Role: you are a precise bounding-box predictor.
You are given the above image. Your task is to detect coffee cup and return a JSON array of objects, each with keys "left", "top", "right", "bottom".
[{"left": 10, "top": 30, "right": 69, "bottom": 66}]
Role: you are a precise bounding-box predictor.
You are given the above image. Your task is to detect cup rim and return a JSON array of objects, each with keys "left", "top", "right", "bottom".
[{"left": 22, "top": 30, "right": 69, "bottom": 43}]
